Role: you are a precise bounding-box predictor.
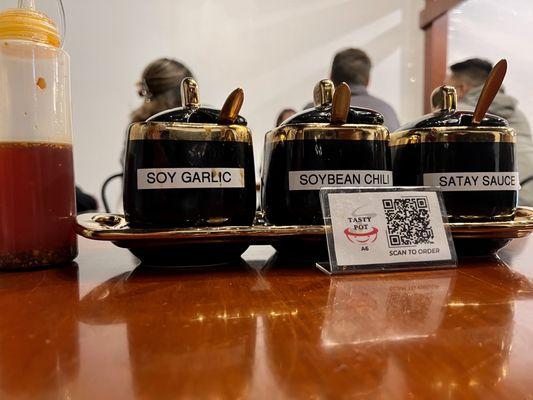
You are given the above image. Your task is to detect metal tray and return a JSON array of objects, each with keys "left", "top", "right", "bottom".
[
  {"left": 76, "top": 207, "right": 533, "bottom": 243},
  {"left": 75, "top": 208, "right": 533, "bottom": 264}
]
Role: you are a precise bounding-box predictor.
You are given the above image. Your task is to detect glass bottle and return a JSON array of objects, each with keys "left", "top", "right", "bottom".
[{"left": 0, "top": 0, "right": 77, "bottom": 269}]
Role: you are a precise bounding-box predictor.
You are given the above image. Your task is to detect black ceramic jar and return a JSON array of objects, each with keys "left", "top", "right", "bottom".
[
  {"left": 123, "top": 78, "right": 256, "bottom": 265},
  {"left": 391, "top": 85, "right": 518, "bottom": 223},
  {"left": 261, "top": 80, "right": 391, "bottom": 227}
]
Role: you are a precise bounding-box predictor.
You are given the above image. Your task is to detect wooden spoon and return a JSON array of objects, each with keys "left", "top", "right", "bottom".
[
  {"left": 472, "top": 59, "right": 507, "bottom": 125},
  {"left": 330, "top": 82, "right": 351, "bottom": 125},
  {"left": 218, "top": 88, "right": 244, "bottom": 125}
]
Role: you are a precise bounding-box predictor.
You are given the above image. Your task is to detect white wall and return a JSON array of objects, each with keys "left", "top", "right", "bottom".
[
  {"left": 448, "top": 0, "right": 533, "bottom": 127},
  {"left": 62, "top": 0, "right": 425, "bottom": 207}
]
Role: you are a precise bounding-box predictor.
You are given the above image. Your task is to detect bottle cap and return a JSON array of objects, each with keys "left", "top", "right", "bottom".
[{"left": 0, "top": 0, "right": 61, "bottom": 47}]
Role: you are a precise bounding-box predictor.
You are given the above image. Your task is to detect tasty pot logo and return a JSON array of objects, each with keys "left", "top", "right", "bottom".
[{"left": 344, "top": 205, "right": 378, "bottom": 245}]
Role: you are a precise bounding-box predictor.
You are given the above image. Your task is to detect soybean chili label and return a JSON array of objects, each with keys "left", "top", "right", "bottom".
[
  {"left": 289, "top": 170, "right": 392, "bottom": 191},
  {"left": 423, "top": 172, "right": 520, "bottom": 191},
  {"left": 137, "top": 168, "right": 245, "bottom": 189}
]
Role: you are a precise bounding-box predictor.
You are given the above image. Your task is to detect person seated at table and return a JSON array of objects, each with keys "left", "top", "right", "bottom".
[
  {"left": 131, "top": 58, "right": 195, "bottom": 123},
  {"left": 304, "top": 48, "right": 400, "bottom": 131},
  {"left": 120, "top": 58, "right": 195, "bottom": 166},
  {"left": 446, "top": 58, "right": 533, "bottom": 205}
]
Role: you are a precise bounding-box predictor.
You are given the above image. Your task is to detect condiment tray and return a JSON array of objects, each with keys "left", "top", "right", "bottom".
[{"left": 76, "top": 208, "right": 533, "bottom": 260}]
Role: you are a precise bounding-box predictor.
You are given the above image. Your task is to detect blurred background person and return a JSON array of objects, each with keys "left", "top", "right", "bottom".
[
  {"left": 305, "top": 48, "right": 400, "bottom": 131},
  {"left": 131, "top": 58, "right": 195, "bottom": 123},
  {"left": 111, "top": 58, "right": 195, "bottom": 213},
  {"left": 331, "top": 48, "right": 400, "bottom": 131},
  {"left": 275, "top": 108, "right": 296, "bottom": 126},
  {"left": 446, "top": 58, "right": 533, "bottom": 205},
  {"left": 121, "top": 58, "right": 195, "bottom": 166}
]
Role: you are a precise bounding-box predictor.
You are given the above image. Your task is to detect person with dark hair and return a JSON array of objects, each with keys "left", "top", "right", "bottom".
[
  {"left": 120, "top": 58, "right": 195, "bottom": 168},
  {"left": 328, "top": 48, "right": 400, "bottom": 131},
  {"left": 447, "top": 58, "right": 494, "bottom": 99},
  {"left": 131, "top": 58, "right": 195, "bottom": 123},
  {"left": 275, "top": 108, "right": 296, "bottom": 126},
  {"left": 446, "top": 58, "right": 533, "bottom": 205}
]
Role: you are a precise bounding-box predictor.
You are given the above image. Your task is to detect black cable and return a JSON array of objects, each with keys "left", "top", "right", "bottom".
[{"left": 101, "top": 173, "right": 123, "bottom": 213}]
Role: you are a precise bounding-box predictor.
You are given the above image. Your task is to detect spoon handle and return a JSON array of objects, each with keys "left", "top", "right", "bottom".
[
  {"left": 218, "top": 88, "right": 244, "bottom": 125},
  {"left": 330, "top": 82, "right": 351, "bottom": 125},
  {"left": 472, "top": 59, "right": 507, "bottom": 125}
]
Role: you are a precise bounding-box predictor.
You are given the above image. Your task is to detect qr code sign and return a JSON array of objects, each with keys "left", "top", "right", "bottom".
[{"left": 382, "top": 197, "right": 435, "bottom": 247}]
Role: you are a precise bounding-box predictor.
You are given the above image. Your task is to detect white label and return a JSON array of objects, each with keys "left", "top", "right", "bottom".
[
  {"left": 137, "top": 168, "right": 245, "bottom": 189},
  {"left": 326, "top": 191, "right": 453, "bottom": 267},
  {"left": 289, "top": 170, "right": 392, "bottom": 191},
  {"left": 423, "top": 172, "right": 520, "bottom": 191}
]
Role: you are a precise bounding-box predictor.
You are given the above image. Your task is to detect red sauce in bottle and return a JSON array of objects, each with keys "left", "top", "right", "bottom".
[{"left": 0, "top": 141, "right": 77, "bottom": 269}]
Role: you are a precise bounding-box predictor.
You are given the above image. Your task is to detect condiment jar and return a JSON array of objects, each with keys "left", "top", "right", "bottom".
[
  {"left": 391, "top": 85, "right": 518, "bottom": 222},
  {"left": 0, "top": 0, "right": 76, "bottom": 269},
  {"left": 123, "top": 78, "right": 256, "bottom": 229},
  {"left": 261, "top": 79, "right": 391, "bottom": 226}
]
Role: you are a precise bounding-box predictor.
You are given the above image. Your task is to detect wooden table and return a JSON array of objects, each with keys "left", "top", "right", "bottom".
[{"left": 2, "top": 237, "right": 533, "bottom": 399}]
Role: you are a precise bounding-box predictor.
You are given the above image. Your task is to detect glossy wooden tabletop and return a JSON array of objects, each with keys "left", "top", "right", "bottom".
[{"left": 2, "top": 237, "right": 533, "bottom": 399}]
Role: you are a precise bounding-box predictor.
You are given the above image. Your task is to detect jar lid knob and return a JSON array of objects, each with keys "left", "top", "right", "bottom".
[
  {"left": 180, "top": 77, "right": 200, "bottom": 108},
  {"left": 431, "top": 85, "right": 457, "bottom": 112},
  {"left": 313, "top": 79, "right": 334, "bottom": 107}
]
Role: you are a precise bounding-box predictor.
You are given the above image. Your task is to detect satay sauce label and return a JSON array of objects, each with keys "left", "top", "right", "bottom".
[{"left": 423, "top": 172, "right": 520, "bottom": 191}]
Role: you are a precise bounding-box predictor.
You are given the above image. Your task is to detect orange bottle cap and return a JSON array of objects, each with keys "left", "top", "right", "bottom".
[{"left": 0, "top": 7, "right": 60, "bottom": 47}]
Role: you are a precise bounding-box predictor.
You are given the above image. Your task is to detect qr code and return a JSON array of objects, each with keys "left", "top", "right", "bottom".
[{"left": 382, "top": 197, "right": 434, "bottom": 247}]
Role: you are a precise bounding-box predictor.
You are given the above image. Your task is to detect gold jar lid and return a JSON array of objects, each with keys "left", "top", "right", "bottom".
[
  {"left": 265, "top": 124, "right": 389, "bottom": 143},
  {"left": 390, "top": 126, "right": 516, "bottom": 146},
  {"left": 135, "top": 77, "right": 251, "bottom": 144},
  {"left": 390, "top": 86, "right": 515, "bottom": 146},
  {"left": 148, "top": 78, "right": 247, "bottom": 124},
  {"left": 128, "top": 121, "right": 252, "bottom": 144},
  {"left": 267, "top": 79, "right": 389, "bottom": 143}
]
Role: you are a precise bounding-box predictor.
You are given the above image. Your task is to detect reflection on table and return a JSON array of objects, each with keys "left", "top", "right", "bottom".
[
  {"left": 3, "top": 238, "right": 533, "bottom": 399},
  {"left": 0, "top": 265, "right": 79, "bottom": 398}
]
